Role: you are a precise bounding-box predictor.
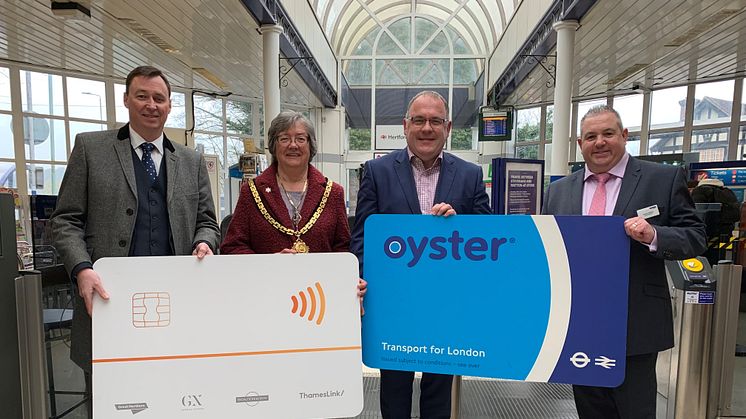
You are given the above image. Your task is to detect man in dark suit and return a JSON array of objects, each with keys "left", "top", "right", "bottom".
[
  {"left": 542, "top": 105, "right": 706, "bottom": 418},
  {"left": 51, "top": 66, "right": 220, "bottom": 377},
  {"left": 351, "top": 91, "right": 490, "bottom": 418}
]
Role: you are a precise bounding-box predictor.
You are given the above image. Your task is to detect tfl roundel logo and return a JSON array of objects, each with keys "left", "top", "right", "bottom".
[{"left": 383, "top": 231, "right": 513, "bottom": 268}]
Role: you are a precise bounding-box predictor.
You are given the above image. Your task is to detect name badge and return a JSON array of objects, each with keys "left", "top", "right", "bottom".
[{"left": 637, "top": 205, "right": 660, "bottom": 219}]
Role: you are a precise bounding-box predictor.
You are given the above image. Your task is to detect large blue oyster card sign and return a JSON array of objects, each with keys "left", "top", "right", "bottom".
[{"left": 362, "top": 215, "right": 629, "bottom": 387}]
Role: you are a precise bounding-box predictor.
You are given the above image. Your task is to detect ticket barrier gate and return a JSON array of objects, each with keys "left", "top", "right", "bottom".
[
  {"left": 657, "top": 257, "right": 742, "bottom": 419},
  {"left": 1, "top": 193, "right": 48, "bottom": 418}
]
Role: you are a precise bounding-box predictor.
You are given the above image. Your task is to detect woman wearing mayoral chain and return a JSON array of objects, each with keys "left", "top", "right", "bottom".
[
  {"left": 221, "top": 111, "right": 365, "bottom": 309},
  {"left": 222, "top": 111, "right": 351, "bottom": 254}
]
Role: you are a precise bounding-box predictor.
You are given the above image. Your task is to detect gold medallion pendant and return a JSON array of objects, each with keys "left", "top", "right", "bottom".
[
  {"left": 248, "top": 178, "right": 332, "bottom": 256},
  {"left": 292, "top": 238, "right": 309, "bottom": 253}
]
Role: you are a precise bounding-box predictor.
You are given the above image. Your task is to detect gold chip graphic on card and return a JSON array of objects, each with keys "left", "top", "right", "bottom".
[{"left": 132, "top": 292, "right": 171, "bottom": 328}]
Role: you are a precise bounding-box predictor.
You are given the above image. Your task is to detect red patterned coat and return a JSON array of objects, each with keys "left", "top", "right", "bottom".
[{"left": 220, "top": 163, "right": 350, "bottom": 254}]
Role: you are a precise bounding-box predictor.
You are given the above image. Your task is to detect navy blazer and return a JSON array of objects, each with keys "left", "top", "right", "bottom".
[
  {"left": 350, "top": 148, "right": 491, "bottom": 276},
  {"left": 542, "top": 156, "right": 706, "bottom": 355}
]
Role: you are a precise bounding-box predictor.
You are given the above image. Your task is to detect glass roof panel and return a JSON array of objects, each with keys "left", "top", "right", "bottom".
[
  {"left": 337, "top": 8, "right": 378, "bottom": 54},
  {"left": 315, "top": 0, "right": 331, "bottom": 15},
  {"left": 417, "top": 0, "right": 462, "bottom": 15},
  {"left": 448, "top": 18, "right": 482, "bottom": 54},
  {"left": 423, "top": 32, "right": 450, "bottom": 55},
  {"left": 414, "top": 17, "right": 438, "bottom": 52},
  {"left": 389, "top": 18, "right": 411, "bottom": 53},
  {"left": 377, "top": 60, "right": 409, "bottom": 86},
  {"left": 415, "top": 4, "right": 454, "bottom": 25},
  {"left": 376, "top": 4, "right": 413, "bottom": 24},
  {"left": 314, "top": 0, "right": 515, "bottom": 59},
  {"left": 324, "top": 0, "right": 348, "bottom": 35},
  {"left": 454, "top": 58, "right": 480, "bottom": 84},
  {"left": 415, "top": 59, "right": 449, "bottom": 85},
  {"left": 377, "top": 32, "right": 405, "bottom": 55},
  {"left": 354, "top": 39, "right": 373, "bottom": 56},
  {"left": 445, "top": 26, "right": 471, "bottom": 54},
  {"left": 471, "top": 0, "right": 503, "bottom": 41},
  {"left": 343, "top": 59, "right": 372, "bottom": 85},
  {"left": 350, "top": 26, "right": 380, "bottom": 56},
  {"left": 462, "top": 2, "right": 491, "bottom": 46}
]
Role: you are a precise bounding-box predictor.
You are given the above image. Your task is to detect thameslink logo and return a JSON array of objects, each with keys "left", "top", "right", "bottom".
[
  {"left": 383, "top": 231, "right": 514, "bottom": 267},
  {"left": 299, "top": 389, "right": 345, "bottom": 399}
]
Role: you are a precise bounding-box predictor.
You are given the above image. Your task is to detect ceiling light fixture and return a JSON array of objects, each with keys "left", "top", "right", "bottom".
[
  {"left": 50, "top": 1, "right": 91, "bottom": 21},
  {"left": 193, "top": 68, "right": 229, "bottom": 90}
]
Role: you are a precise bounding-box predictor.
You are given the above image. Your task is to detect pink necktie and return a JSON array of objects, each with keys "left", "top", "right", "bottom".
[{"left": 589, "top": 173, "right": 611, "bottom": 215}]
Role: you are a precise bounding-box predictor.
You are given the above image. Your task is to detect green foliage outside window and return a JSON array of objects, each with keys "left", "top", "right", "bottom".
[
  {"left": 349, "top": 128, "right": 371, "bottom": 150},
  {"left": 515, "top": 107, "right": 553, "bottom": 143},
  {"left": 451, "top": 128, "right": 473, "bottom": 150},
  {"left": 545, "top": 107, "right": 554, "bottom": 142},
  {"left": 516, "top": 145, "right": 539, "bottom": 159},
  {"left": 226, "top": 101, "right": 251, "bottom": 136}
]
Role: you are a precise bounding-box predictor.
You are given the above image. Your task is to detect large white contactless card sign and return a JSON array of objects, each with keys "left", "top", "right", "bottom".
[{"left": 92, "top": 254, "right": 362, "bottom": 418}]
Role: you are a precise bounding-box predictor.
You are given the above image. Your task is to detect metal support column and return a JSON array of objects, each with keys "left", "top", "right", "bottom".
[
  {"left": 261, "top": 24, "right": 283, "bottom": 161},
  {"left": 549, "top": 20, "right": 579, "bottom": 178}
]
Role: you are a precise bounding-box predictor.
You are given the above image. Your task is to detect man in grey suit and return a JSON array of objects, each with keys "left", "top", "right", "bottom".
[
  {"left": 51, "top": 66, "right": 220, "bottom": 377},
  {"left": 542, "top": 105, "right": 706, "bottom": 418}
]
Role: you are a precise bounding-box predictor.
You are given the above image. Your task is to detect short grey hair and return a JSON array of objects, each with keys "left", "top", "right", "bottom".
[
  {"left": 405, "top": 91, "right": 449, "bottom": 118},
  {"left": 580, "top": 105, "right": 624, "bottom": 132},
  {"left": 267, "top": 111, "right": 317, "bottom": 165}
]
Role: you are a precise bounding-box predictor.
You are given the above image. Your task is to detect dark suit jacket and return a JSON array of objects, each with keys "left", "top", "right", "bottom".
[
  {"left": 350, "top": 148, "right": 491, "bottom": 275},
  {"left": 51, "top": 124, "right": 220, "bottom": 370},
  {"left": 542, "top": 156, "right": 706, "bottom": 355},
  {"left": 220, "top": 163, "right": 350, "bottom": 254}
]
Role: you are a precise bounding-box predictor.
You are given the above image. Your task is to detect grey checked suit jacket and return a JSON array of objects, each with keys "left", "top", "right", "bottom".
[
  {"left": 542, "top": 156, "right": 706, "bottom": 355},
  {"left": 51, "top": 124, "right": 220, "bottom": 370}
]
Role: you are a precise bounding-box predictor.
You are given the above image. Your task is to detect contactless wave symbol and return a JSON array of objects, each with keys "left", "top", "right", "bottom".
[{"left": 290, "top": 282, "right": 326, "bottom": 325}]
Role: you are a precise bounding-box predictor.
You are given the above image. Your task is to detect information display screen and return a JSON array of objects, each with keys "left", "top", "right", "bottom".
[
  {"left": 479, "top": 108, "right": 512, "bottom": 141},
  {"left": 483, "top": 115, "right": 509, "bottom": 136}
]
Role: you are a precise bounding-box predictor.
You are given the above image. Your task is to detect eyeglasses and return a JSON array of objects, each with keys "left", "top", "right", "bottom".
[
  {"left": 408, "top": 117, "right": 448, "bottom": 127},
  {"left": 277, "top": 136, "right": 308, "bottom": 145}
]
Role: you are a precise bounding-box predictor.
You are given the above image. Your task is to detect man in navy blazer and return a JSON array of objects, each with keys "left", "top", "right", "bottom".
[
  {"left": 542, "top": 105, "right": 706, "bottom": 418},
  {"left": 351, "top": 91, "right": 490, "bottom": 418}
]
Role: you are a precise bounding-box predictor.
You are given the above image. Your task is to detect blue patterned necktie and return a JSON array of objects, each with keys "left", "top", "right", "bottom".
[{"left": 140, "top": 142, "right": 157, "bottom": 184}]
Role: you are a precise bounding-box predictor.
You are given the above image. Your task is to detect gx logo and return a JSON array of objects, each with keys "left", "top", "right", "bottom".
[{"left": 181, "top": 394, "right": 203, "bottom": 408}]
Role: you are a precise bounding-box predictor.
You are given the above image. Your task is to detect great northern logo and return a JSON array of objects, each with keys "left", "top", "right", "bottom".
[
  {"left": 383, "top": 232, "right": 514, "bottom": 267},
  {"left": 115, "top": 402, "right": 148, "bottom": 414}
]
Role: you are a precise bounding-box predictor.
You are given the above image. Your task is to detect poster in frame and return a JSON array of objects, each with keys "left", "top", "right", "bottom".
[{"left": 491, "top": 158, "right": 545, "bottom": 215}]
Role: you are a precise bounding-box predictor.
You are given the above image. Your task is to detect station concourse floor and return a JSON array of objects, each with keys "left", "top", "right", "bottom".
[{"left": 49, "top": 311, "right": 746, "bottom": 419}]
